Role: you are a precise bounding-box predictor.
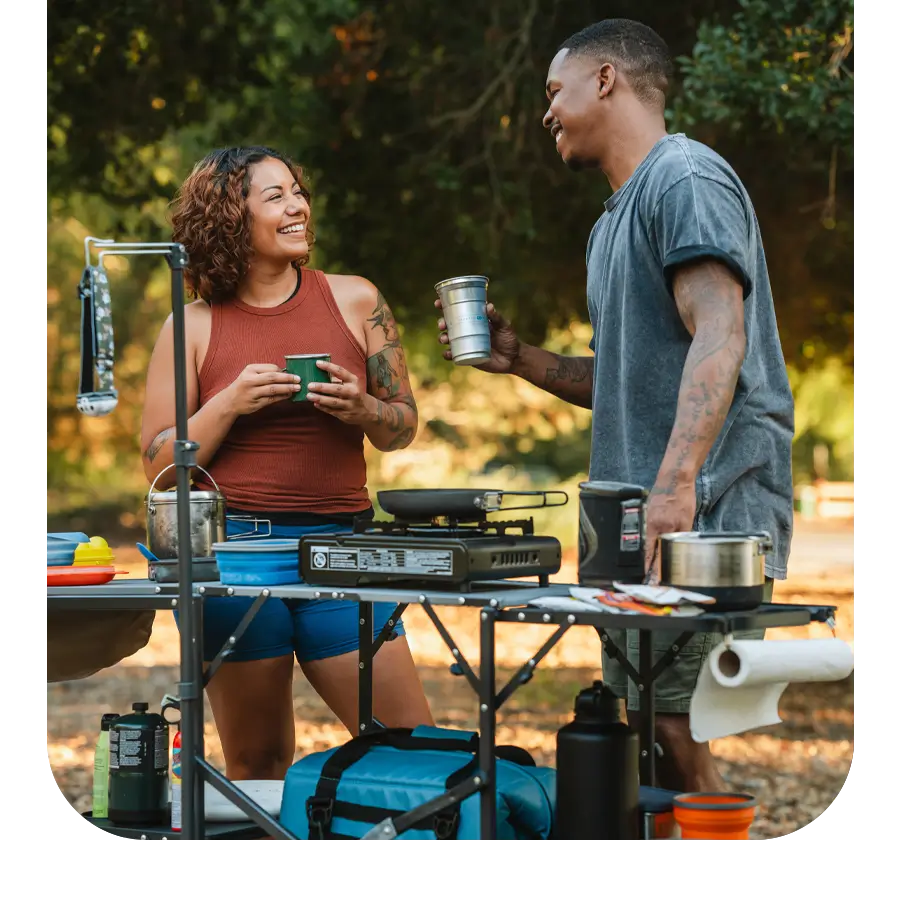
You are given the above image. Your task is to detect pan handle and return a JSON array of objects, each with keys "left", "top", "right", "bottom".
[{"left": 474, "top": 490, "right": 569, "bottom": 512}]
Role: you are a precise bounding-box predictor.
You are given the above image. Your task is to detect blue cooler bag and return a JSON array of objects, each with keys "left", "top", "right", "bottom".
[{"left": 281, "top": 726, "right": 555, "bottom": 840}]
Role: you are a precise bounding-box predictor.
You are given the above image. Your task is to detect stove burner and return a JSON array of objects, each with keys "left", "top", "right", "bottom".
[
  {"left": 354, "top": 517, "right": 535, "bottom": 537},
  {"left": 304, "top": 513, "right": 560, "bottom": 588}
]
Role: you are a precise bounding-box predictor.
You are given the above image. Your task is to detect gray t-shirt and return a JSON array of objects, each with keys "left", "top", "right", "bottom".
[{"left": 585, "top": 134, "right": 794, "bottom": 578}]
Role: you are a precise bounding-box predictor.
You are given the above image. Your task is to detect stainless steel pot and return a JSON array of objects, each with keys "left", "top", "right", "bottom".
[
  {"left": 145, "top": 465, "right": 226, "bottom": 560},
  {"left": 145, "top": 466, "right": 272, "bottom": 560},
  {"left": 659, "top": 531, "right": 773, "bottom": 610}
]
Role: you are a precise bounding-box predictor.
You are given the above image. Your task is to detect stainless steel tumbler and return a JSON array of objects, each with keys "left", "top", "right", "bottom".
[{"left": 434, "top": 275, "right": 492, "bottom": 365}]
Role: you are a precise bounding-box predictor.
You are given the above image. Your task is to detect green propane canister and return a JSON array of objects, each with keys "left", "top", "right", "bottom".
[
  {"left": 108, "top": 702, "right": 169, "bottom": 825},
  {"left": 91, "top": 713, "right": 120, "bottom": 819}
]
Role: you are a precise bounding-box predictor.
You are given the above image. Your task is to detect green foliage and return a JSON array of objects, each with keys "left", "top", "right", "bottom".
[
  {"left": 788, "top": 358, "right": 854, "bottom": 483},
  {"left": 670, "top": 0, "right": 854, "bottom": 368},
  {"left": 47, "top": 0, "right": 853, "bottom": 363},
  {"left": 673, "top": 0, "right": 853, "bottom": 151},
  {"left": 46, "top": 0, "right": 854, "bottom": 520}
]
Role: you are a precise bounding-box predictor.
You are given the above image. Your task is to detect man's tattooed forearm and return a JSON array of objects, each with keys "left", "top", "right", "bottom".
[
  {"left": 544, "top": 355, "right": 593, "bottom": 389},
  {"left": 145, "top": 427, "right": 174, "bottom": 463}
]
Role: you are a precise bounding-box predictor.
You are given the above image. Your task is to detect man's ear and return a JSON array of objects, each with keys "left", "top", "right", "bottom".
[{"left": 597, "top": 62, "right": 617, "bottom": 99}]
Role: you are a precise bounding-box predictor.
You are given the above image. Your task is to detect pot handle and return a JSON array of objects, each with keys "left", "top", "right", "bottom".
[{"left": 147, "top": 463, "right": 221, "bottom": 502}]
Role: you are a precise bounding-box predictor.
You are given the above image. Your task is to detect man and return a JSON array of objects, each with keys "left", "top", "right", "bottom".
[{"left": 435, "top": 19, "right": 794, "bottom": 792}]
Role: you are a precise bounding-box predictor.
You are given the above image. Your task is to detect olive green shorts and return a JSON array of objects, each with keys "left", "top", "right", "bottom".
[{"left": 601, "top": 578, "right": 774, "bottom": 714}]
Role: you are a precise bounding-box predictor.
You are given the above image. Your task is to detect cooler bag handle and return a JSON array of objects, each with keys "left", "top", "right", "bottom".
[{"left": 307, "top": 728, "right": 481, "bottom": 840}]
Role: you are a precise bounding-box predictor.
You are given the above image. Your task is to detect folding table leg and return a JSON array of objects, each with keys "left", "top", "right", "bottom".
[
  {"left": 638, "top": 629, "right": 656, "bottom": 786},
  {"left": 478, "top": 608, "right": 497, "bottom": 839},
  {"left": 358, "top": 600, "right": 374, "bottom": 734}
]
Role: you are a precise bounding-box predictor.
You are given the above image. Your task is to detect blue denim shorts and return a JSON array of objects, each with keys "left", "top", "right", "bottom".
[{"left": 175, "top": 518, "right": 405, "bottom": 664}]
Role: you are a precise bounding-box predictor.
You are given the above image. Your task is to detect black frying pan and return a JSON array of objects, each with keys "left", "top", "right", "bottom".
[{"left": 377, "top": 489, "right": 567, "bottom": 522}]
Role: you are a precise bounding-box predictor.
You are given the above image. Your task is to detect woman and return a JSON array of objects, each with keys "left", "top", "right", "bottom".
[{"left": 140, "top": 146, "right": 433, "bottom": 781}]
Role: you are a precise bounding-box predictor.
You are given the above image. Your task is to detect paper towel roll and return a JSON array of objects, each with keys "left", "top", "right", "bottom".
[{"left": 689, "top": 639, "right": 854, "bottom": 742}]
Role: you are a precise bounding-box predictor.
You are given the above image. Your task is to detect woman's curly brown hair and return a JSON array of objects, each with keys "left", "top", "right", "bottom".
[{"left": 170, "top": 146, "right": 316, "bottom": 303}]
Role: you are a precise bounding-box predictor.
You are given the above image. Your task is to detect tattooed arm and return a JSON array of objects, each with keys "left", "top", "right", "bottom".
[
  {"left": 311, "top": 277, "right": 418, "bottom": 451},
  {"left": 511, "top": 345, "right": 594, "bottom": 409},
  {"left": 643, "top": 259, "right": 746, "bottom": 573},
  {"left": 140, "top": 302, "right": 242, "bottom": 488},
  {"left": 435, "top": 299, "right": 593, "bottom": 408},
  {"left": 361, "top": 289, "right": 418, "bottom": 451}
]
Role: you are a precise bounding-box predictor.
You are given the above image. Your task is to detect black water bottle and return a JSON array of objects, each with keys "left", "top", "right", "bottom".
[
  {"left": 108, "top": 702, "right": 169, "bottom": 825},
  {"left": 555, "top": 681, "right": 639, "bottom": 839}
]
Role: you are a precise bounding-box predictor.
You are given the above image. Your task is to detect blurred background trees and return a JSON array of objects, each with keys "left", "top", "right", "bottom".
[{"left": 47, "top": 0, "right": 854, "bottom": 535}]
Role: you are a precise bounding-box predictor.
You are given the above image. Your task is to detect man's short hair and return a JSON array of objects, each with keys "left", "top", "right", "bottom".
[{"left": 559, "top": 19, "right": 674, "bottom": 108}]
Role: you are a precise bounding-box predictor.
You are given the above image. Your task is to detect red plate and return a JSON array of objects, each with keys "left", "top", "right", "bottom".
[{"left": 47, "top": 566, "right": 128, "bottom": 587}]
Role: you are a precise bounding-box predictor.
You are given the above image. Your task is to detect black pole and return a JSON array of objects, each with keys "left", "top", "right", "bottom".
[
  {"left": 638, "top": 630, "right": 655, "bottom": 786},
  {"left": 358, "top": 601, "right": 374, "bottom": 733},
  {"left": 167, "top": 245, "right": 204, "bottom": 838},
  {"left": 478, "top": 608, "right": 497, "bottom": 839}
]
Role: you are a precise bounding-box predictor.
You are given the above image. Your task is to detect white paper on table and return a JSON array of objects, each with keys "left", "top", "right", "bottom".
[
  {"left": 689, "top": 639, "right": 854, "bottom": 742},
  {"left": 568, "top": 586, "right": 611, "bottom": 606},
  {"left": 526, "top": 596, "right": 609, "bottom": 614},
  {"left": 612, "top": 583, "right": 716, "bottom": 605},
  {"left": 569, "top": 586, "right": 705, "bottom": 616}
]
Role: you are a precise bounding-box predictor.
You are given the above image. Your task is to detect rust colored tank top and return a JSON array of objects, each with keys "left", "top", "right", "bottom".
[{"left": 197, "top": 268, "right": 370, "bottom": 514}]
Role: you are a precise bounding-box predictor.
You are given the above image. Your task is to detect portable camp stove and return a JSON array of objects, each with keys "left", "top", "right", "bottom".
[{"left": 299, "top": 489, "right": 566, "bottom": 589}]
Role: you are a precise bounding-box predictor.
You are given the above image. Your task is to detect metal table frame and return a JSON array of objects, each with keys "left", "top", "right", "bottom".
[
  {"left": 195, "top": 579, "right": 837, "bottom": 840},
  {"left": 50, "top": 576, "right": 836, "bottom": 840}
]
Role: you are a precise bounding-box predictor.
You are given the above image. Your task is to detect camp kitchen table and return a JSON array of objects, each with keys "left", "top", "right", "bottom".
[
  {"left": 53, "top": 240, "right": 841, "bottom": 840},
  {"left": 48, "top": 577, "right": 838, "bottom": 840}
]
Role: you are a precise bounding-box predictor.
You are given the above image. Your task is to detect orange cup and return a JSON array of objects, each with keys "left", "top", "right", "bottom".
[{"left": 672, "top": 792, "right": 758, "bottom": 840}]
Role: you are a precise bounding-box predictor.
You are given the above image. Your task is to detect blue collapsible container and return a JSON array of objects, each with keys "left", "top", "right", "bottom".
[{"left": 211, "top": 539, "right": 301, "bottom": 586}]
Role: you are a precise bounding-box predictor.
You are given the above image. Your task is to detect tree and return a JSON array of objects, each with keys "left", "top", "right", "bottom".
[
  {"left": 671, "top": 0, "right": 853, "bottom": 366},
  {"left": 48, "top": 0, "right": 852, "bottom": 360}
]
